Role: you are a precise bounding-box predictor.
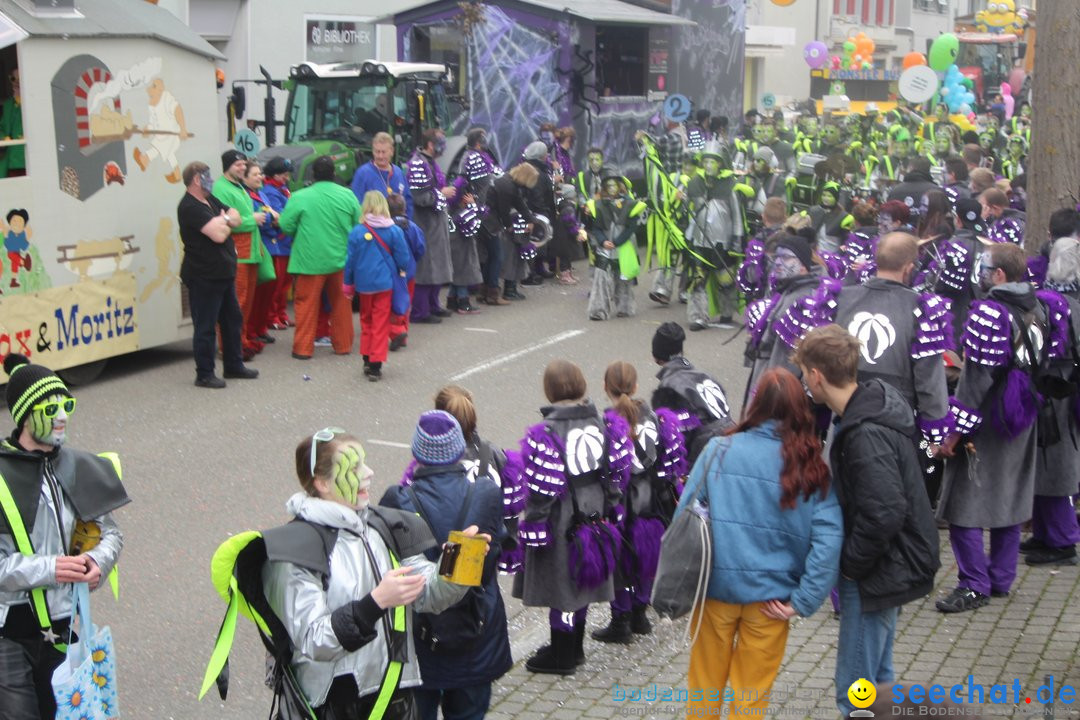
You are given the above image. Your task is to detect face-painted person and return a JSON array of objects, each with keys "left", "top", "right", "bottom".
[
  {"left": 255, "top": 428, "right": 490, "bottom": 717},
  {"left": 0, "top": 353, "right": 129, "bottom": 719}
]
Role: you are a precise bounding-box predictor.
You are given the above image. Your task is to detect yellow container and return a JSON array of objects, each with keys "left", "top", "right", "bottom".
[{"left": 439, "top": 531, "right": 487, "bottom": 587}]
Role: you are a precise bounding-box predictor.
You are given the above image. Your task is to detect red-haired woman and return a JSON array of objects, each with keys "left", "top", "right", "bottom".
[{"left": 675, "top": 367, "right": 842, "bottom": 717}]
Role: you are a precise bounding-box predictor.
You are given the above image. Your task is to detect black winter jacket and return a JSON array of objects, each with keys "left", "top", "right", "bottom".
[
  {"left": 482, "top": 173, "right": 536, "bottom": 235},
  {"left": 829, "top": 380, "right": 941, "bottom": 612}
]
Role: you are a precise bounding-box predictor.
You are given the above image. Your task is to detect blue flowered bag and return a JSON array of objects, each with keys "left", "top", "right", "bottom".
[{"left": 52, "top": 582, "right": 120, "bottom": 719}]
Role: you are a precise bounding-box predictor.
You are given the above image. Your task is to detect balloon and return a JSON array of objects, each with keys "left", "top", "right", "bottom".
[
  {"left": 1008, "top": 68, "right": 1026, "bottom": 96},
  {"left": 928, "top": 33, "right": 959, "bottom": 72},
  {"left": 841, "top": 58, "right": 851, "bottom": 69},
  {"left": 862, "top": 62, "right": 873, "bottom": 70},
  {"left": 862, "top": 38, "right": 876, "bottom": 56},
  {"left": 831, "top": 55, "right": 842, "bottom": 70},
  {"left": 853, "top": 53, "right": 863, "bottom": 64},
  {"left": 843, "top": 40, "right": 856, "bottom": 55},
  {"left": 961, "top": 77, "right": 974, "bottom": 90},
  {"left": 803, "top": 40, "right": 829, "bottom": 69},
  {"left": 960, "top": 103, "right": 972, "bottom": 115},
  {"left": 902, "top": 52, "right": 927, "bottom": 69},
  {"left": 939, "top": 87, "right": 950, "bottom": 97}
]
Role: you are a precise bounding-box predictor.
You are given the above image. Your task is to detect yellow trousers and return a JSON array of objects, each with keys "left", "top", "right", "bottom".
[{"left": 687, "top": 599, "right": 790, "bottom": 715}]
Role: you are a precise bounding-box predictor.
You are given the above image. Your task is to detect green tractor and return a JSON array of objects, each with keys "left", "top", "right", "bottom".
[{"left": 237, "top": 60, "right": 458, "bottom": 190}]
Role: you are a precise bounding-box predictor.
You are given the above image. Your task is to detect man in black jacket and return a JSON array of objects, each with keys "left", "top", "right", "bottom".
[
  {"left": 886, "top": 157, "right": 940, "bottom": 208},
  {"left": 794, "top": 324, "right": 940, "bottom": 717}
]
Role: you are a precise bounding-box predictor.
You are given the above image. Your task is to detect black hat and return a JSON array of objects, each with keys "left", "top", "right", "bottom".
[
  {"left": 3, "top": 354, "right": 71, "bottom": 429},
  {"left": 263, "top": 156, "right": 293, "bottom": 177},
  {"left": 652, "top": 322, "right": 686, "bottom": 362},
  {"left": 955, "top": 198, "right": 987, "bottom": 234},
  {"left": 221, "top": 149, "right": 245, "bottom": 172},
  {"left": 776, "top": 234, "right": 814, "bottom": 271}
]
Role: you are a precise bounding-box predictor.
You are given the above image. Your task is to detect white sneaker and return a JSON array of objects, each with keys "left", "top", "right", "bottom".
[{"left": 313, "top": 336, "right": 333, "bottom": 347}]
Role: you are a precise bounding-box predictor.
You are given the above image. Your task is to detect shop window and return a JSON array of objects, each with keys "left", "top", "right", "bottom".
[{"left": 596, "top": 25, "right": 648, "bottom": 98}]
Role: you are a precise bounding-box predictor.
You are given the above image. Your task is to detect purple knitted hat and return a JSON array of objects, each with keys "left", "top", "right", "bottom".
[{"left": 412, "top": 410, "right": 466, "bottom": 466}]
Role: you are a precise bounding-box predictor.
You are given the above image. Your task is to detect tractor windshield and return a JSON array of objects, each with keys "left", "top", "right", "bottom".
[
  {"left": 956, "top": 41, "right": 1012, "bottom": 89},
  {"left": 285, "top": 76, "right": 406, "bottom": 144}
]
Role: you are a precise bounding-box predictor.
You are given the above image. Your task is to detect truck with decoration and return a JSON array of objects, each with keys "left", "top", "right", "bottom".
[{"left": 0, "top": 0, "right": 224, "bottom": 384}]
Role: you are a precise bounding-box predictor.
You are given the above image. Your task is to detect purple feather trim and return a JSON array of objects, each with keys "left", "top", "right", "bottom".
[
  {"left": 774, "top": 278, "right": 842, "bottom": 350},
  {"left": 654, "top": 407, "right": 689, "bottom": 479},
  {"left": 746, "top": 294, "right": 779, "bottom": 347},
  {"left": 568, "top": 520, "right": 619, "bottom": 590},
  {"left": 400, "top": 459, "right": 418, "bottom": 486},
  {"left": 844, "top": 231, "right": 878, "bottom": 268},
  {"left": 500, "top": 449, "right": 528, "bottom": 516},
  {"left": 819, "top": 250, "right": 848, "bottom": 280},
  {"left": 674, "top": 410, "right": 702, "bottom": 434},
  {"left": 604, "top": 409, "right": 634, "bottom": 492},
  {"left": 950, "top": 397, "right": 983, "bottom": 435},
  {"left": 918, "top": 414, "right": 955, "bottom": 445},
  {"left": 631, "top": 516, "right": 666, "bottom": 581},
  {"left": 738, "top": 239, "right": 767, "bottom": 295},
  {"left": 911, "top": 293, "right": 955, "bottom": 359},
  {"left": 1036, "top": 290, "right": 1071, "bottom": 360},
  {"left": 498, "top": 543, "right": 524, "bottom": 574},
  {"left": 963, "top": 300, "right": 1012, "bottom": 367},
  {"left": 991, "top": 368, "right": 1041, "bottom": 440},
  {"left": 518, "top": 519, "right": 552, "bottom": 548},
  {"left": 987, "top": 216, "right": 1024, "bottom": 245},
  {"left": 939, "top": 240, "right": 973, "bottom": 293},
  {"left": 521, "top": 423, "right": 568, "bottom": 499},
  {"left": 1028, "top": 255, "right": 1049, "bottom": 289}
]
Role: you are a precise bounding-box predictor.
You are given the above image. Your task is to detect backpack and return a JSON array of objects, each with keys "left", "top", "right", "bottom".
[
  {"left": 200, "top": 508, "right": 434, "bottom": 719},
  {"left": 406, "top": 483, "right": 489, "bottom": 654}
]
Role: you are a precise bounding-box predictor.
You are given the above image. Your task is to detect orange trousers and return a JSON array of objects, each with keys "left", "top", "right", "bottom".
[
  {"left": 234, "top": 262, "right": 258, "bottom": 348},
  {"left": 292, "top": 271, "right": 354, "bottom": 357},
  {"left": 687, "top": 599, "right": 790, "bottom": 716}
]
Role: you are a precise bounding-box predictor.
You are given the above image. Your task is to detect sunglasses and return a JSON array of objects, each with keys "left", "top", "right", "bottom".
[
  {"left": 309, "top": 426, "right": 345, "bottom": 477},
  {"left": 32, "top": 397, "right": 76, "bottom": 418}
]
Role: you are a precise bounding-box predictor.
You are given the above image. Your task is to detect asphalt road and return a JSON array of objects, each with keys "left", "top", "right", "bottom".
[{"left": 65, "top": 267, "right": 749, "bottom": 719}]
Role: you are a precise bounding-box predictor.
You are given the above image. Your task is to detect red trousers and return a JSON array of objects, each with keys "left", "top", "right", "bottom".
[
  {"left": 269, "top": 255, "right": 292, "bottom": 325},
  {"left": 359, "top": 290, "right": 392, "bottom": 363},
  {"left": 293, "top": 271, "right": 353, "bottom": 357},
  {"left": 250, "top": 278, "right": 274, "bottom": 339},
  {"left": 389, "top": 279, "right": 415, "bottom": 340}
]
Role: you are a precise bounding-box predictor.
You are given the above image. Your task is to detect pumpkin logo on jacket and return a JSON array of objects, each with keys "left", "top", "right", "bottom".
[
  {"left": 462, "top": 457, "right": 501, "bottom": 487},
  {"left": 848, "top": 312, "right": 897, "bottom": 365},
  {"left": 566, "top": 425, "right": 605, "bottom": 476},
  {"left": 632, "top": 419, "right": 659, "bottom": 473},
  {"left": 1014, "top": 319, "right": 1044, "bottom": 367},
  {"left": 696, "top": 380, "right": 730, "bottom": 420}
]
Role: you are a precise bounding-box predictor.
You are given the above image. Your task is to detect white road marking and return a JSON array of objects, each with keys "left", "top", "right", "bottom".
[
  {"left": 449, "top": 329, "right": 586, "bottom": 381},
  {"left": 464, "top": 327, "right": 498, "bottom": 333},
  {"left": 366, "top": 439, "right": 411, "bottom": 449}
]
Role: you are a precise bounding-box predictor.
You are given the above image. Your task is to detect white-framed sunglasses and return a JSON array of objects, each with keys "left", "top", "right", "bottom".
[{"left": 309, "top": 427, "right": 345, "bottom": 477}]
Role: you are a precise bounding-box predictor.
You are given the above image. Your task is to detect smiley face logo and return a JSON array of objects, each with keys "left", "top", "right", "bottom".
[{"left": 848, "top": 678, "right": 877, "bottom": 709}]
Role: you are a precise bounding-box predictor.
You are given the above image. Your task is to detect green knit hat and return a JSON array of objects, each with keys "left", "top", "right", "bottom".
[{"left": 4, "top": 354, "right": 72, "bottom": 429}]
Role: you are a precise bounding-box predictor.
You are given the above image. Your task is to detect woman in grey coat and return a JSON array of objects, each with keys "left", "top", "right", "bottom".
[{"left": 509, "top": 360, "right": 633, "bottom": 675}]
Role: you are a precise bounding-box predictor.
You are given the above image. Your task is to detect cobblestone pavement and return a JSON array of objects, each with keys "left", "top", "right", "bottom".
[{"left": 489, "top": 532, "right": 1080, "bottom": 720}]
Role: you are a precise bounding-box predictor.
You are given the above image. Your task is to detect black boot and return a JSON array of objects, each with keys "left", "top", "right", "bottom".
[
  {"left": 590, "top": 611, "right": 632, "bottom": 644},
  {"left": 631, "top": 604, "right": 652, "bottom": 635},
  {"left": 526, "top": 629, "right": 576, "bottom": 675},
  {"left": 573, "top": 621, "right": 586, "bottom": 665}
]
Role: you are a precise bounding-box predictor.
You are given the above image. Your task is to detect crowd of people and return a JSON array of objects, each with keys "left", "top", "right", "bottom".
[{"left": 0, "top": 90, "right": 1059, "bottom": 720}]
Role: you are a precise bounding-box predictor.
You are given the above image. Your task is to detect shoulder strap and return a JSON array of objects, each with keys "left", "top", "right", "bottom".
[
  {"left": 366, "top": 223, "right": 399, "bottom": 279},
  {"left": 477, "top": 440, "right": 494, "bottom": 483},
  {"left": 0, "top": 473, "right": 65, "bottom": 652}
]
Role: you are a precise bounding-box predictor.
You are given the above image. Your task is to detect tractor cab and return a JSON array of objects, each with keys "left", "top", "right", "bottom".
[{"left": 261, "top": 60, "right": 451, "bottom": 189}]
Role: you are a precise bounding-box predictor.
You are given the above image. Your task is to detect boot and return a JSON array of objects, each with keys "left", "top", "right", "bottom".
[
  {"left": 590, "top": 612, "right": 632, "bottom": 644},
  {"left": 631, "top": 604, "right": 652, "bottom": 635},
  {"left": 486, "top": 287, "right": 510, "bottom": 306},
  {"left": 455, "top": 297, "right": 481, "bottom": 314},
  {"left": 573, "top": 621, "right": 586, "bottom": 665},
  {"left": 525, "top": 629, "right": 576, "bottom": 675}
]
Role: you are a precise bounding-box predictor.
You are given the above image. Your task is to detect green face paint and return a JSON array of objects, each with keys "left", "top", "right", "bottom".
[
  {"left": 28, "top": 393, "right": 71, "bottom": 447},
  {"left": 330, "top": 442, "right": 369, "bottom": 508}
]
